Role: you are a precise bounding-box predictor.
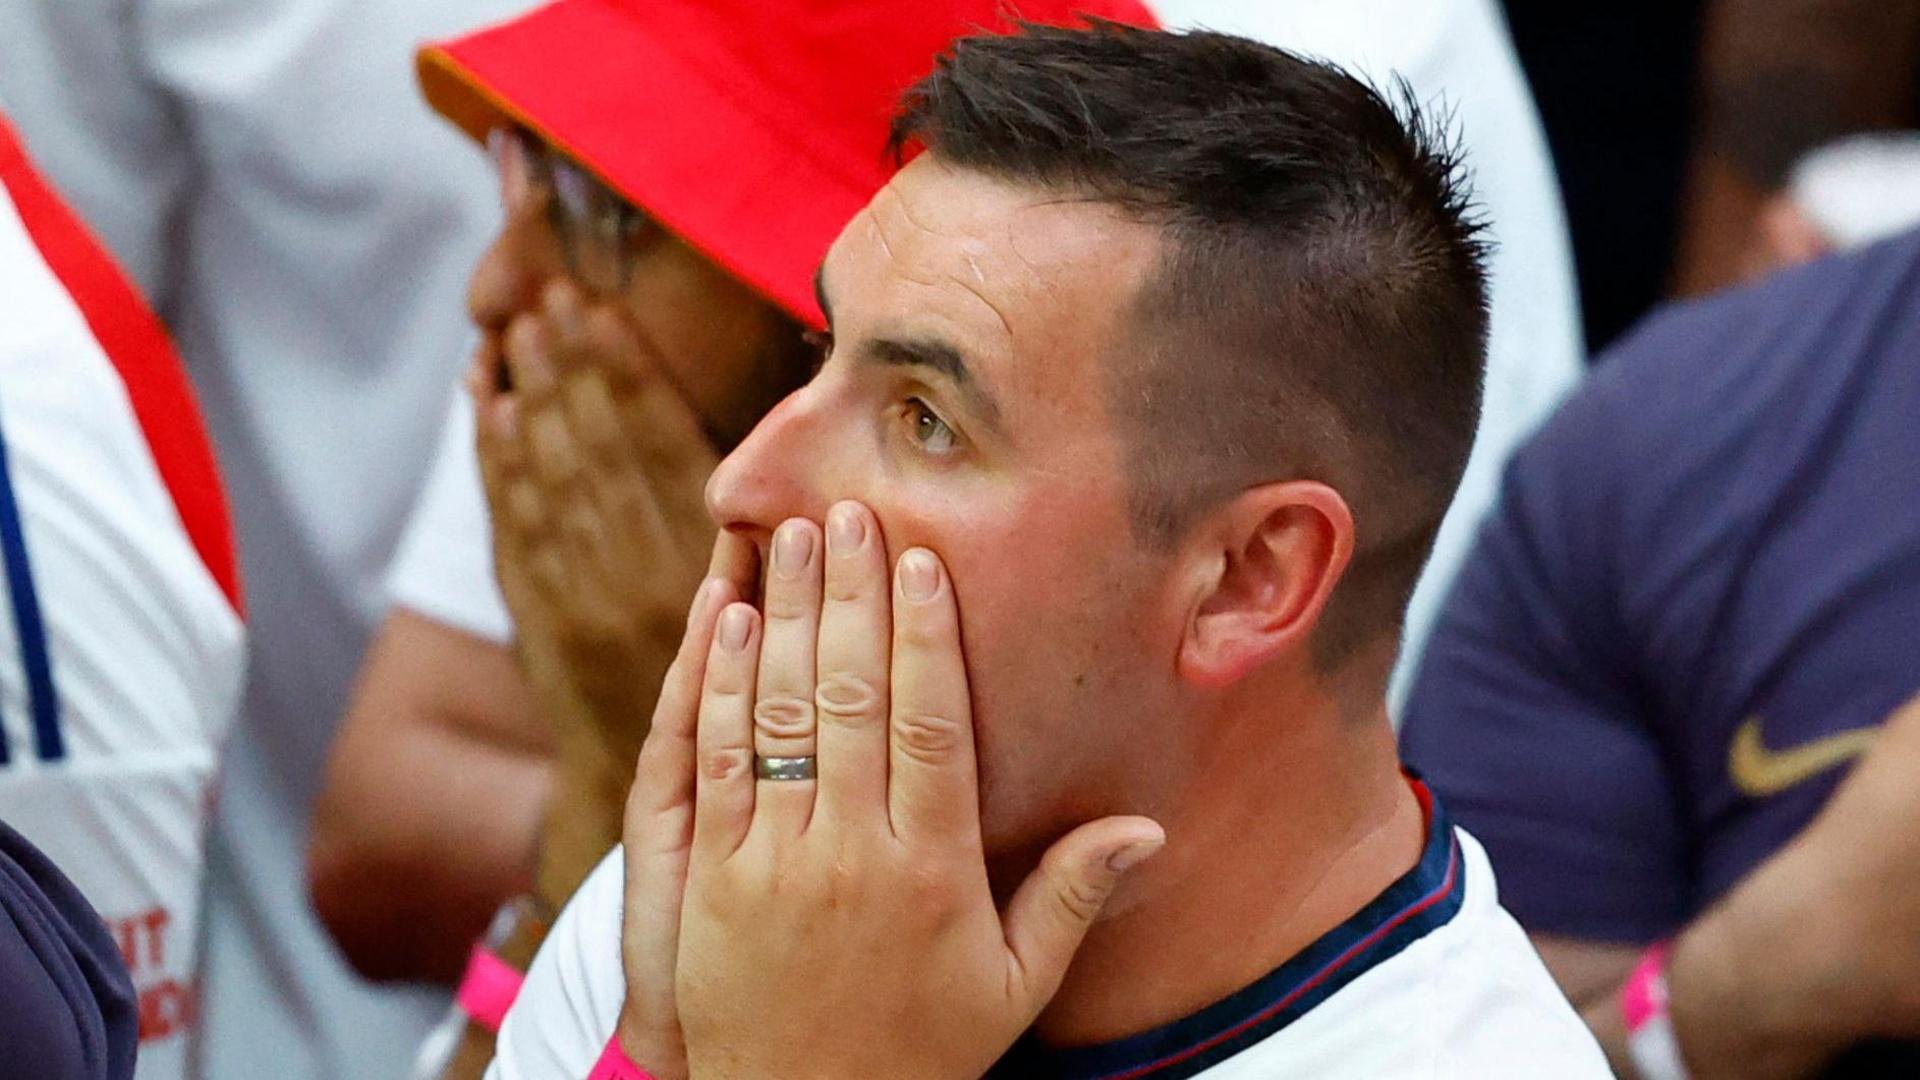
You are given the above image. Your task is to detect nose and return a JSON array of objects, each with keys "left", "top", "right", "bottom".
[
  {"left": 705, "top": 385, "right": 840, "bottom": 543},
  {"left": 466, "top": 206, "right": 564, "bottom": 334}
]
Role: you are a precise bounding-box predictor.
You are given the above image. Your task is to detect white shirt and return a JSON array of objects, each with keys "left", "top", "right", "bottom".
[
  {"left": 384, "top": 0, "right": 1585, "bottom": 721},
  {"left": 0, "top": 121, "right": 246, "bottom": 1080},
  {"left": 489, "top": 799, "right": 1608, "bottom": 1079},
  {"left": 0, "top": 2, "right": 533, "bottom": 1076}
]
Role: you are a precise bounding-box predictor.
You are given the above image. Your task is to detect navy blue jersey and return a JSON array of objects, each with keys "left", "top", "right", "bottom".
[
  {"left": 1402, "top": 230, "right": 1920, "bottom": 940},
  {"left": 0, "top": 819, "right": 137, "bottom": 1080}
]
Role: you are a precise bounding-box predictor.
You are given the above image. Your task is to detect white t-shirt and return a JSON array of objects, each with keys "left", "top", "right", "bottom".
[
  {"left": 489, "top": 792, "right": 1608, "bottom": 1079},
  {"left": 0, "top": 2, "right": 534, "bottom": 1076},
  {"left": 0, "top": 118, "right": 246, "bottom": 1080},
  {"left": 383, "top": 0, "right": 1586, "bottom": 721}
]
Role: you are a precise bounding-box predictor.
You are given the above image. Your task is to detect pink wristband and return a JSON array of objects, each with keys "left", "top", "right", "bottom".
[
  {"left": 453, "top": 944, "right": 525, "bottom": 1034},
  {"left": 1622, "top": 940, "right": 1691, "bottom": 1080},
  {"left": 1621, "top": 941, "right": 1671, "bottom": 1031},
  {"left": 588, "top": 1035, "right": 656, "bottom": 1080}
]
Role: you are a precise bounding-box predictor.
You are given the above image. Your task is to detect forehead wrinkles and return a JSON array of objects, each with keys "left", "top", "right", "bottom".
[{"left": 865, "top": 182, "right": 1018, "bottom": 341}]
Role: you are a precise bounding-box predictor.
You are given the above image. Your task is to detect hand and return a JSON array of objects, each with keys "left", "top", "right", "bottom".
[
  {"left": 665, "top": 502, "right": 1165, "bottom": 1079},
  {"left": 612, "top": 531, "right": 758, "bottom": 1080},
  {"left": 470, "top": 279, "right": 720, "bottom": 768}
]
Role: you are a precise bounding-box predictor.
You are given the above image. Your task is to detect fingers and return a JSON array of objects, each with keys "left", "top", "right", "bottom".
[
  {"left": 813, "top": 502, "right": 892, "bottom": 826},
  {"left": 1002, "top": 816, "right": 1165, "bottom": 1010},
  {"left": 693, "top": 603, "right": 760, "bottom": 859},
  {"left": 629, "top": 576, "right": 736, "bottom": 821},
  {"left": 623, "top": 577, "right": 737, "bottom": 1038},
  {"left": 751, "top": 518, "right": 823, "bottom": 831},
  {"left": 708, "top": 530, "right": 760, "bottom": 600},
  {"left": 886, "top": 548, "right": 978, "bottom": 844}
]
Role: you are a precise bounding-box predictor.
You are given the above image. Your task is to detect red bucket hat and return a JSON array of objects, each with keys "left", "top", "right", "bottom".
[{"left": 419, "top": 0, "right": 1158, "bottom": 329}]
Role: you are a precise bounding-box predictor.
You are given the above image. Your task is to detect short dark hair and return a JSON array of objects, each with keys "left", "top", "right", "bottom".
[{"left": 890, "top": 22, "right": 1490, "bottom": 670}]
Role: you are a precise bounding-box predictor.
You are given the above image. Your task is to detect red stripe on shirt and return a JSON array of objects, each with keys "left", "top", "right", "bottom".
[{"left": 0, "top": 113, "right": 243, "bottom": 616}]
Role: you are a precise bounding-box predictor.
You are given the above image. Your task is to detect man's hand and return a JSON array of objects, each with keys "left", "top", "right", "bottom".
[
  {"left": 612, "top": 531, "right": 757, "bottom": 1080},
  {"left": 471, "top": 278, "right": 720, "bottom": 769},
  {"left": 647, "top": 502, "right": 1163, "bottom": 1079}
]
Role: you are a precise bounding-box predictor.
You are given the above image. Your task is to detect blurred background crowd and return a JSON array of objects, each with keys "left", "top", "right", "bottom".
[{"left": 0, "top": 1, "right": 1916, "bottom": 1078}]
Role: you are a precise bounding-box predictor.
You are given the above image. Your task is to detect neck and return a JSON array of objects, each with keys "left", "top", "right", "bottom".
[{"left": 1028, "top": 686, "right": 1423, "bottom": 1049}]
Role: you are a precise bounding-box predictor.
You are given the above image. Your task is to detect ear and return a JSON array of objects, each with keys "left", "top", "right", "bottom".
[{"left": 1176, "top": 481, "right": 1354, "bottom": 689}]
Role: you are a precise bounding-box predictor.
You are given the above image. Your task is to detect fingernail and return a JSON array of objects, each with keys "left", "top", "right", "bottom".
[
  {"left": 718, "top": 605, "right": 752, "bottom": 651},
  {"left": 828, "top": 502, "right": 865, "bottom": 553},
  {"left": 898, "top": 549, "right": 939, "bottom": 601},
  {"left": 773, "top": 521, "right": 814, "bottom": 578},
  {"left": 1106, "top": 836, "right": 1164, "bottom": 874}
]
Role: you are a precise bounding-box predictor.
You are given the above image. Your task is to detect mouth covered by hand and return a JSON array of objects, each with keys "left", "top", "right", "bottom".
[
  {"left": 612, "top": 502, "right": 1166, "bottom": 1080},
  {"left": 470, "top": 277, "right": 725, "bottom": 796}
]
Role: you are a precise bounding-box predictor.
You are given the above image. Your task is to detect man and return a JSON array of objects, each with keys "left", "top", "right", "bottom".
[
  {"left": 1401, "top": 226, "right": 1920, "bottom": 1078},
  {"left": 306, "top": 2, "right": 1151, "bottom": 1073},
  {"left": 315, "top": 0, "right": 1583, "bottom": 991},
  {"left": 0, "top": 1, "right": 538, "bottom": 1076},
  {"left": 0, "top": 111, "right": 244, "bottom": 1079},
  {"left": 494, "top": 24, "right": 1607, "bottom": 1077}
]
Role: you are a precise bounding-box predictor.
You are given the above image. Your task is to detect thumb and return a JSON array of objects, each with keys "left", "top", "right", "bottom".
[{"left": 1003, "top": 815, "right": 1165, "bottom": 1010}]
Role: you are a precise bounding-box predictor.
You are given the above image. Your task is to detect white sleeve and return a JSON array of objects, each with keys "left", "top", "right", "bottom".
[
  {"left": 384, "top": 391, "right": 515, "bottom": 644},
  {"left": 488, "top": 847, "right": 629, "bottom": 1080},
  {"left": 1384, "top": 0, "right": 1586, "bottom": 711}
]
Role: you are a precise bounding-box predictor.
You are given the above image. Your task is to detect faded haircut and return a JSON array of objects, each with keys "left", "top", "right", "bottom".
[{"left": 888, "top": 21, "right": 1491, "bottom": 669}]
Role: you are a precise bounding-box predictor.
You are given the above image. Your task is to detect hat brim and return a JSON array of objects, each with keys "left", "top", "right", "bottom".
[{"left": 419, "top": 2, "right": 866, "bottom": 328}]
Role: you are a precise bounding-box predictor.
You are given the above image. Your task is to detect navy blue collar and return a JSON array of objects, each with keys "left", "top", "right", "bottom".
[{"left": 989, "top": 779, "right": 1466, "bottom": 1080}]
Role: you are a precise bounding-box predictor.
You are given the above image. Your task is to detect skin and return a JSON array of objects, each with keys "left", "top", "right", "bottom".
[
  {"left": 308, "top": 131, "right": 807, "bottom": 995},
  {"left": 1535, "top": 690, "right": 1920, "bottom": 1079},
  {"left": 615, "top": 154, "right": 1428, "bottom": 1071}
]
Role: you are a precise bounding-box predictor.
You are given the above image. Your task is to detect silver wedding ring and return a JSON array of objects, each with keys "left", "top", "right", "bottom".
[{"left": 754, "top": 755, "right": 817, "bottom": 782}]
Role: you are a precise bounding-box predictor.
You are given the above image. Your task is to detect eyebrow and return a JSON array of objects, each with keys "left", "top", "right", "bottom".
[{"left": 814, "top": 265, "right": 1006, "bottom": 433}]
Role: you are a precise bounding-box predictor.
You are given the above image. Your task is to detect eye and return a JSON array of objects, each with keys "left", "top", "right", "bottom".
[{"left": 904, "top": 398, "right": 957, "bottom": 454}]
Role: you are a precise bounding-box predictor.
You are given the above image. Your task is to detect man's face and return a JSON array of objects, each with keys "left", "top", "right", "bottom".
[
  {"left": 706, "top": 156, "right": 1193, "bottom": 860},
  {"left": 467, "top": 133, "right": 804, "bottom": 445}
]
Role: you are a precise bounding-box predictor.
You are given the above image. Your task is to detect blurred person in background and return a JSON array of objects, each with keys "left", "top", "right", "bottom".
[
  {"left": 1401, "top": 226, "right": 1920, "bottom": 1078},
  {"left": 1503, "top": 0, "right": 1920, "bottom": 352},
  {"left": 315, "top": 0, "right": 1582, "bottom": 1017},
  {"left": 0, "top": 109, "right": 243, "bottom": 1080},
  {"left": 0, "top": 2, "right": 541, "bottom": 1078}
]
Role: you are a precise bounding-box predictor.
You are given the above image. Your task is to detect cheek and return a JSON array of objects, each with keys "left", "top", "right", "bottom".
[{"left": 621, "top": 251, "right": 785, "bottom": 423}]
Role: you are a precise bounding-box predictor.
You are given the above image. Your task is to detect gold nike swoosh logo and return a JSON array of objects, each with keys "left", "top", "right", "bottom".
[{"left": 1728, "top": 716, "right": 1877, "bottom": 798}]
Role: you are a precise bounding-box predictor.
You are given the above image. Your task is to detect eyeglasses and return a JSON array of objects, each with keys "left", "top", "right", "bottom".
[{"left": 489, "top": 126, "right": 655, "bottom": 296}]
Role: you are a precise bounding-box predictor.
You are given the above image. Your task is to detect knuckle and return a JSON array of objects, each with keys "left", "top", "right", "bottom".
[
  {"left": 892, "top": 710, "right": 963, "bottom": 763},
  {"left": 1055, "top": 873, "right": 1108, "bottom": 923},
  {"left": 823, "top": 569, "right": 871, "bottom": 604},
  {"left": 505, "top": 482, "right": 545, "bottom": 532},
  {"left": 815, "top": 672, "right": 884, "bottom": 727},
  {"left": 752, "top": 695, "right": 815, "bottom": 739},
  {"left": 895, "top": 612, "right": 951, "bottom": 651},
  {"left": 761, "top": 591, "right": 814, "bottom": 623},
  {"left": 902, "top": 855, "right": 963, "bottom": 917},
  {"left": 706, "top": 661, "right": 755, "bottom": 696},
  {"left": 699, "top": 746, "right": 751, "bottom": 782}
]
